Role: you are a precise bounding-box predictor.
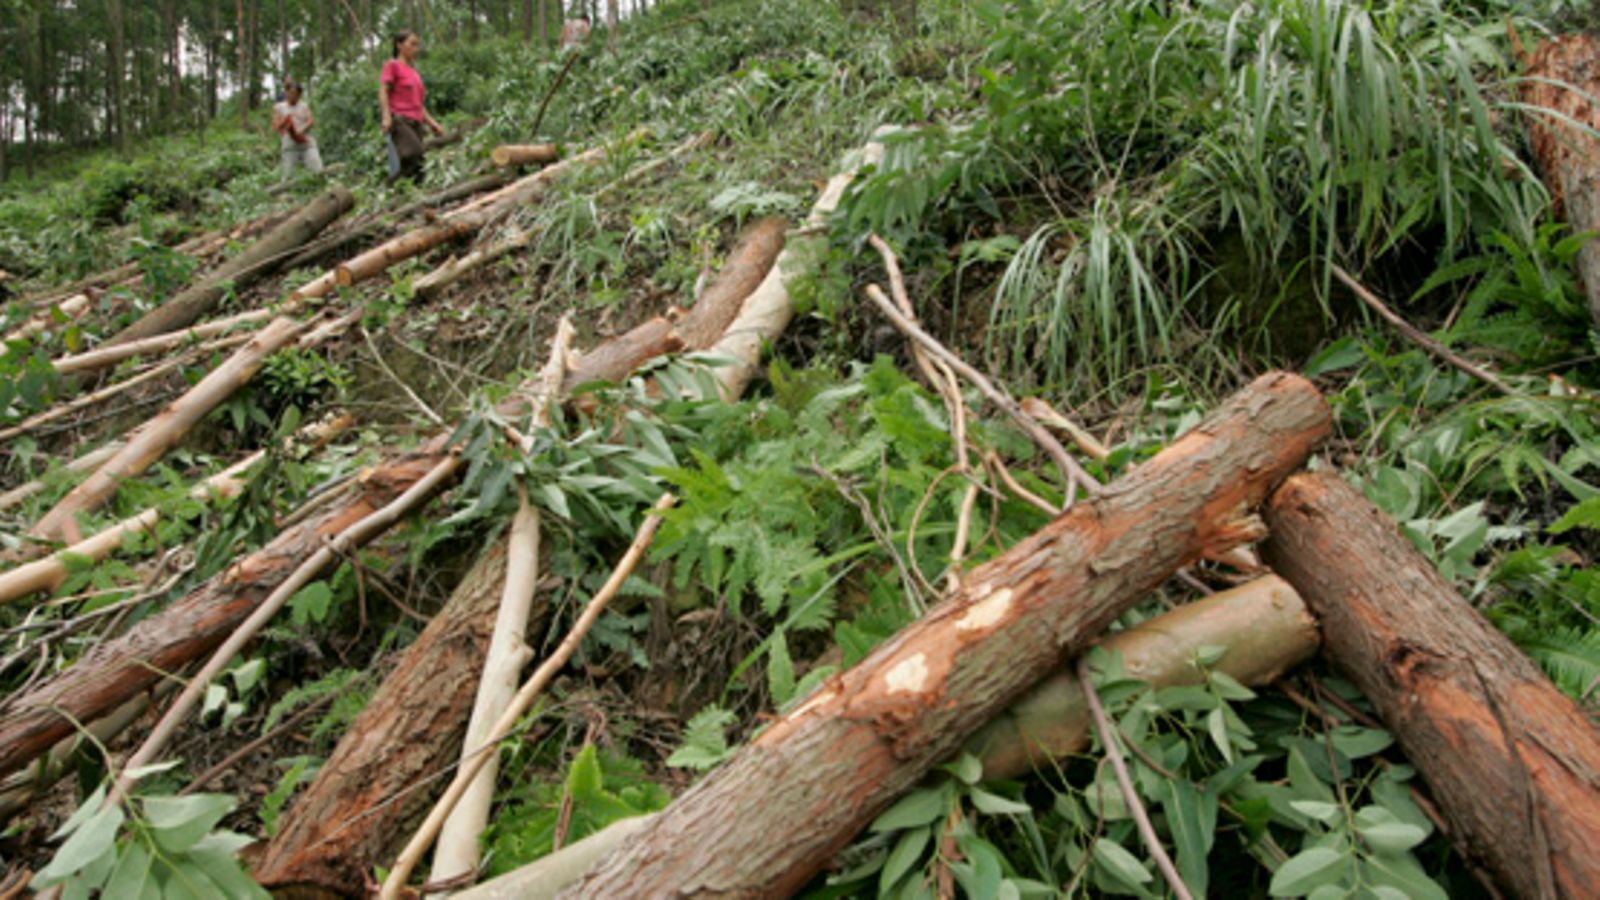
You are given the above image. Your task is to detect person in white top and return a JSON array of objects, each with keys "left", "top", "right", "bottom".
[
  {"left": 271, "top": 80, "right": 324, "bottom": 180},
  {"left": 559, "top": 14, "right": 591, "bottom": 51}
]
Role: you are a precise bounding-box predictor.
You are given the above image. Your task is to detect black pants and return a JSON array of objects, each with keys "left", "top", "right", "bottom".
[{"left": 391, "top": 116, "right": 426, "bottom": 181}]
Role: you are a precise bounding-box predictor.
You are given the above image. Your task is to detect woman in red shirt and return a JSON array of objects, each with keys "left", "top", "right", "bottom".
[{"left": 379, "top": 30, "right": 445, "bottom": 182}]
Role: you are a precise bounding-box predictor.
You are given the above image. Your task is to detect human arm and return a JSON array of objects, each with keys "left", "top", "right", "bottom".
[
  {"left": 422, "top": 108, "right": 445, "bottom": 136},
  {"left": 378, "top": 67, "right": 394, "bottom": 133}
]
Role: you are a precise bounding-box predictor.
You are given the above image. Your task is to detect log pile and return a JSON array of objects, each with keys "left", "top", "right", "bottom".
[{"left": 3, "top": 117, "right": 1596, "bottom": 900}]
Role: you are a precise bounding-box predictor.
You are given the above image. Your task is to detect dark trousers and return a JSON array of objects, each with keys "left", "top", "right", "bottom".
[{"left": 391, "top": 116, "right": 426, "bottom": 181}]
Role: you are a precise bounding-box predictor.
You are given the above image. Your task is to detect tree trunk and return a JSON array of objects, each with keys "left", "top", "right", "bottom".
[
  {"left": 560, "top": 216, "right": 787, "bottom": 392},
  {"left": 1519, "top": 33, "right": 1600, "bottom": 328},
  {"left": 164, "top": 0, "right": 180, "bottom": 124},
  {"left": 1262, "top": 471, "right": 1600, "bottom": 900},
  {"left": 104, "top": 185, "right": 354, "bottom": 346},
  {"left": 29, "top": 316, "right": 307, "bottom": 544},
  {"left": 236, "top": 0, "right": 249, "bottom": 129},
  {"left": 489, "top": 143, "right": 559, "bottom": 168},
  {"left": 566, "top": 372, "right": 1331, "bottom": 897},
  {"left": 460, "top": 576, "right": 1320, "bottom": 900},
  {"left": 278, "top": 0, "right": 289, "bottom": 78},
  {"left": 256, "top": 215, "right": 797, "bottom": 898},
  {"left": 606, "top": 0, "right": 618, "bottom": 53},
  {"left": 109, "top": 0, "right": 128, "bottom": 152},
  {"left": 0, "top": 454, "right": 446, "bottom": 783}
]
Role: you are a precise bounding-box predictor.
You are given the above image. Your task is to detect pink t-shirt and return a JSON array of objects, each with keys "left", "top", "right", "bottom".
[{"left": 381, "top": 59, "right": 426, "bottom": 121}]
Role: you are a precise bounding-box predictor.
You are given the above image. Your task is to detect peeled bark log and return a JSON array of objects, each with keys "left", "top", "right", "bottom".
[
  {"left": 457, "top": 575, "right": 1320, "bottom": 900},
  {"left": 52, "top": 308, "right": 271, "bottom": 376},
  {"left": 1263, "top": 471, "right": 1600, "bottom": 900},
  {"left": 490, "top": 143, "right": 559, "bottom": 168},
  {"left": 0, "top": 454, "right": 445, "bottom": 782},
  {"left": 0, "top": 452, "right": 263, "bottom": 604},
  {"left": 333, "top": 220, "right": 477, "bottom": 287},
  {"left": 29, "top": 317, "right": 307, "bottom": 544},
  {"left": 0, "top": 441, "right": 124, "bottom": 512},
  {"left": 568, "top": 372, "right": 1330, "bottom": 897},
  {"left": 1519, "top": 33, "right": 1600, "bottom": 327},
  {"left": 258, "top": 207, "right": 791, "bottom": 898},
  {"left": 104, "top": 185, "right": 353, "bottom": 346}
]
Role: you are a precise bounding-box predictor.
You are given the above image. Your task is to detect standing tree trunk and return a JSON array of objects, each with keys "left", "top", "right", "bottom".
[
  {"left": 1262, "top": 471, "right": 1600, "bottom": 900},
  {"left": 235, "top": 0, "right": 248, "bottom": 129},
  {"left": 163, "top": 0, "right": 180, "bottom": 125},
  {"left": 565, "top": 373, "right": 1330, "bottom": 897},
  {"left": 108, "top": 0, "right": 128, "bottom": 152},
  {"left": 605, "top": 0, "right": 618, "bottom": 53},
  {"left": 277, "top": 0, "right": 288, "bottom": 78}
]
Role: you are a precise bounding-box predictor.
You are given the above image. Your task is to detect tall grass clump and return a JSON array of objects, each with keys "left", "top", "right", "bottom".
[{"left": 841, "top": 0, "right": 1552, "bottom": 391}]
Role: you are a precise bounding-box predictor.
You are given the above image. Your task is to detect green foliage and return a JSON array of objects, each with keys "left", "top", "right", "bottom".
[
  {"left": 483, "top": 744, "right": 671, "bottom": 878},
  {"left": 33, "top": 785, "right": 266, "bottom": 898}
]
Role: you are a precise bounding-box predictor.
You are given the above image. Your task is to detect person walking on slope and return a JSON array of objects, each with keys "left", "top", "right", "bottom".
[
  {"left": 559, "top": 14, "right": 591, "bottom": 51},
  {"left": 272, "top": 80, "right": 323, "bottom": 181},
  {"left": 380, "top": 30, "right": 446, "bottom": 183}
]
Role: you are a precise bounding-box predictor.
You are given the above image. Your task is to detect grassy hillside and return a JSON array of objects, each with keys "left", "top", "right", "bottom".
[{"left": 1, "top": 0, "right": 1596, "bottom": 896}]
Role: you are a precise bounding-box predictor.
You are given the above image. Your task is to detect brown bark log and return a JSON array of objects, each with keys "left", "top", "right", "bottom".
[
  {"left": 257, "top": 218, "right": 793, "bottom": 897},
  {"left": 334, "top": 220, "right": 478, "bottom": 287},
  {"left": 0, "top": 454, "right": 445, "bottom": 782},
  {"left": 103, "top": 186, "right": 354, "bottom": 346},
  {"left": 29, "top": 316, "right": 307, "bottom": 544},
  {"left": 567, "top": 372, "right": 1330, "bottom": 897},
  {"left": 1520, "top": 33, "right": 1600, "bottom": 327},
  {"left": 1262, "top": 471, "right": 1600, "bottom": 900},
  {"left": 458, "top": 575, "right": 1320, "bottom": 900},
  {"left": 670, "top": 216, "right": 787, "bottom": 350},
  {"left": 490, "top": 143, "right": 559, "bottom": 168},
  {"left": 559, "top": 216, "right": 788, "bottom": 392}
]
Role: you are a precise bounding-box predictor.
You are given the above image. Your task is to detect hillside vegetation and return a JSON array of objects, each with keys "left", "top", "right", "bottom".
[{"left": 1, "top": 0, "right": 1597, "bottom": 897}]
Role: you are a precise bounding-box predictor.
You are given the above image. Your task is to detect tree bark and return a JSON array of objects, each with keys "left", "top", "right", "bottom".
[
  {"left": 459, "top": 575, "right": 1320, "bottom": 900},
  {"left": 104, "top": 185, "right": 354, "bottom": 346},
  {"left": 29, "top": 316, "right": 307, "bottom": 544},
  {"left": 236, "top": 0, "right": 249, "bottom": 130},
  {"left": 0, "top": 454, "right": 445, "bottom": 783},
  {"left": 1518, "top": 33, "right": 1600, "bottom": 328},
  {"left": 489, "top": 143, "right": 559, "bottom": 168},
  {"left": 109, "top": 0, "right": 128, "bottom": 152},
  {"left": 1262, "top": 471, "right": 1600, "bottom": 900},
  {"left": 566, "top": 372, "right": 1330, "bottom": 897},
  {"left": 256, "top": 212, "right": 794, "bottom": 898}
]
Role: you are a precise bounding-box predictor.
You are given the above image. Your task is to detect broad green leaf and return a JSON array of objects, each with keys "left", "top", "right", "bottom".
[
  {"left": 879, "top": 825, "right": 930, "bottom": 892},
  {"left": 100, "top": 843, "right": 153, "bottom": 900},
  {"left": 1289, "top": 800, "right": 1342, "bottom": 823},
  {"left": 1328, "top": 727, "right": 1392, "bottom": 759},
  {"left": 767, "top": 631, "right": 796, "bottom": 708},
  {"left": 1269, "top": 847, "right": 1347, "bottom": 897},
  {"left": 871, "top": 787, "right": 948, "bottom": 832},
  {"left": 969, "top": 788, "right": 1031, "bottom": 816},
  {"left": 565, "top": 744, "right": 605, "bottom": 801},
  {"left": 143, "top": 794, "right": 234, "bottom": 854},
  {"left": 34, "top": 804, "right": 124, "bottom": 886},
  {"left": 1092, "top": 838, "right": 1152, "bottom": 889},
  {"left": 1549, "top": 496, "right": 1600, "bottom": 534},
  {"left": 944, "top": 753, "right": 982, "bottom": 786},
  {"left": 1161, "top": 779, "right": 1213, "bottom": 897},
  {"left": 1207, "top": 707, "right": 1234, "bottom": 763},
  {"left": 1359, "top": 821, "right": 1429, "bottom": 853}
]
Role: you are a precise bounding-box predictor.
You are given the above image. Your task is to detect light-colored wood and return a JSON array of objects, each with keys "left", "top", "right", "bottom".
[
  {"left": 490, "top": 143, "right": 559, "bottom": 168},
  {"left": 454, "top": 575, "right": 1319, "bottom": 900},
  {"left": 566, "top": 372, "right": 1329, "bottom": 897},
  {"left": 29, "top": 317, "right": 307, "bottom": 544}
]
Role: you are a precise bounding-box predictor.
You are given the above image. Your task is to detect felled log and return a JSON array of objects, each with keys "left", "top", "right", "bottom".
[
  {"left": 1518, "top": 32, "right": 1600, "bottom": 327},
  {"left": 277, "top": 172, "right": 510, "bottom": 274},
  {"left": 103, "top": 185, "right": 354, "bottom": 346},
  {"left": 335, "top": 132, "right": 644, "bottom": 289},
  {"left": 0, "top": 454, "right": 446, "bottom": 782},
  {"left": 556, "top": 218, "right": 788, "bottom": 393},
  {"left": 454, "top": 575, "right": 1320, "bottom": 900},
  {"left": 566, "top": 372, "right": 1330, "bottom": 897},
  {"left": 0, "top": 690, "right": 156, "bottom": 824},
  {"left": 0, "top": 441, "right": 123, "bottom": 512},
  {"left": 28, "top": 317, "right": 308, "bottom": 545},
  {"left": 0, "top": 416, "right": 349, "bottom": 604},
  {"left": 256, "top": 208, "right": 793, "bottom": 899},
  {"left": 1263, "top": 471, "right": 1600, "bottom": 900},
  {"left": 491, "top": 143, "right": 559, "bottom": 168},
  {"left": 50, "top": 308, "right": 268, "bottom": 377}
]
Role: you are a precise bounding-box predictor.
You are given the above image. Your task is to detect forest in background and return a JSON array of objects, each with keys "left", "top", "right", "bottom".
[{"left": 0, "top": 0, "right": 1596, "bottom": 896}]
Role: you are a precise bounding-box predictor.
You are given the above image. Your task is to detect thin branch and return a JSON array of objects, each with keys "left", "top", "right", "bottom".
[
  {"left": 380, "top": 493, "right": 676, "bottom": 899},
  {"left": 107, "top": 450, "right": 464, "bottom": 808},
  {"left": 863, "top": 283, "right": 1100, "bottom": 505},
  {"left": 1330, "top": 264, "right": 1518, "bottom": 398},
  {"left": 362, "top": 326, "right": 444, "bottom": 426},
  {"left": 1077, "top": 655, "right": 1195, "bottom": 900}
]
